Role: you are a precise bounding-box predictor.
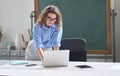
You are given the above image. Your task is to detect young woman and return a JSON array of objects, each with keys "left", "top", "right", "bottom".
[{"left": 25, "top": 5, "right": 63, "bottom": 61}]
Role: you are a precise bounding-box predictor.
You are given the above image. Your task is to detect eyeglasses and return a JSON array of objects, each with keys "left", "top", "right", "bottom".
[{"left": 46, "top": 16, "right": 57, "bottom": 22}]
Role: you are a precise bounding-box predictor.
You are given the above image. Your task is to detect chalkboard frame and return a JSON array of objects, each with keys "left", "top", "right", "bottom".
[{"left": 34, "top": 0, "right": 112, "bottom": 54}]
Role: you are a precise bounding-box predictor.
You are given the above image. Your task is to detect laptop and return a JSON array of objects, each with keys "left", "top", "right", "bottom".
[{"left": 43, "top": 50, "right": 70, "bottom": 67}]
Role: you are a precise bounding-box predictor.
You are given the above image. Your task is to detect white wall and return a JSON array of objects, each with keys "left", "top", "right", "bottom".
[
  {"left": 110, "top": 0, "right": 120, "bottom": 62},
  {"left": 111, "top": 0, "right": 115, "bottom": 9},
  {"left": 114, "top": 0, "right": 120, "bottom": 62},
  {"left": 0, "top": 0, "right": 34, "bottom": 48}
]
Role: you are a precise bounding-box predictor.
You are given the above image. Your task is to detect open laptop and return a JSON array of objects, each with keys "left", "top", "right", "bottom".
[{"left": 43, "top": 50, "right": 70, "bottom": 67}]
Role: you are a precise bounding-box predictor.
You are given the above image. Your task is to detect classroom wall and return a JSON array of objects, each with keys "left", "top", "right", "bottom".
[
  {"left": 0, "top": 0, "right": 118, "bottom": 52},
  {"left": 0, "top": 0, "right": 34, "bottom": 48}
]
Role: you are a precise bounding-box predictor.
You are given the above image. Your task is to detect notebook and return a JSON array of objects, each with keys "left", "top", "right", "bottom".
[{"left": 43, "top": 50, "right": 70, "bottom": 67}]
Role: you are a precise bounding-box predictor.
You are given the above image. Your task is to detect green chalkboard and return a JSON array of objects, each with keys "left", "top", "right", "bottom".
[{"left": 37, "top": 0, "right": 107, "bottom": 50}]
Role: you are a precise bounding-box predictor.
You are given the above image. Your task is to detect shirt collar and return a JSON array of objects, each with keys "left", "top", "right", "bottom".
[{"left": 41, "top": 24, "right": 56, "bottom": 31}]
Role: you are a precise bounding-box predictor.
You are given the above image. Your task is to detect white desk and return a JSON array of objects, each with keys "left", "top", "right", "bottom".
[{"left": 0, "top": 60, "right": 120, "bottom": 76}]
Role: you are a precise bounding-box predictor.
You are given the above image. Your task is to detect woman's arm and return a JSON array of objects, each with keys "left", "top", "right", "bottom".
[{"left": 38, "top": 48, "right": 44, "bottom": 62}]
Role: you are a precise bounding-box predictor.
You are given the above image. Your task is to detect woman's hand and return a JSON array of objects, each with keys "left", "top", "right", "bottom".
[
  {"left": 53, "top": 46, "right": 59, "bottom": 50},
  {"left": 38, "top": 48, "right": 44, "bottom": 62}
]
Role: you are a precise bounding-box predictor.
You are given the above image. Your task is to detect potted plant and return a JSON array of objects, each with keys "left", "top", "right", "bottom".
[{"left": 0, "top": 26, "right": 3, "bottom": 41}]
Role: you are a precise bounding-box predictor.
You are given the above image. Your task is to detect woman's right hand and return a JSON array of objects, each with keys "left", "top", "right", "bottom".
[{"left": 38, "top": 48, "right": 44, "bottom": 63}]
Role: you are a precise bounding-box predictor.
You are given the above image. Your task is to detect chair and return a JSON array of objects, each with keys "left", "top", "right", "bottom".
[{"left": 60, "top": 38, "right": 87, "bottom": 61}]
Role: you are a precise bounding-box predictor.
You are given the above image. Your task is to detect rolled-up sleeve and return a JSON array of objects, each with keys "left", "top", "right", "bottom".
[{"left": 52, "top": 24, "right": 63, "bottom": 47}]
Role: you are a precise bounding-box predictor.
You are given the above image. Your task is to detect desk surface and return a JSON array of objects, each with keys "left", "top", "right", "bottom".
[{"left": 0, "top": 60, "right": 120, "bottom": 76}]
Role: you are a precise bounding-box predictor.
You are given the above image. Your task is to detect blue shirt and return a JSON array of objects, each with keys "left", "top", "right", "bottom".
[{"left": 32, "top": 23, "right": 63, "bottom": 49}]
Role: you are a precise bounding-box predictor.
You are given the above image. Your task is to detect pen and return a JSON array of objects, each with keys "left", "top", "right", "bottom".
[{"left": 25, "top": 64, "right": 37, "bottom": 67}]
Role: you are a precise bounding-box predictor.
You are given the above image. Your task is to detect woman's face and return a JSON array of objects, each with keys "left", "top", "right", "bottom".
[{"left": 45, "top": 13, "right": 57, "bottom": 27}]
